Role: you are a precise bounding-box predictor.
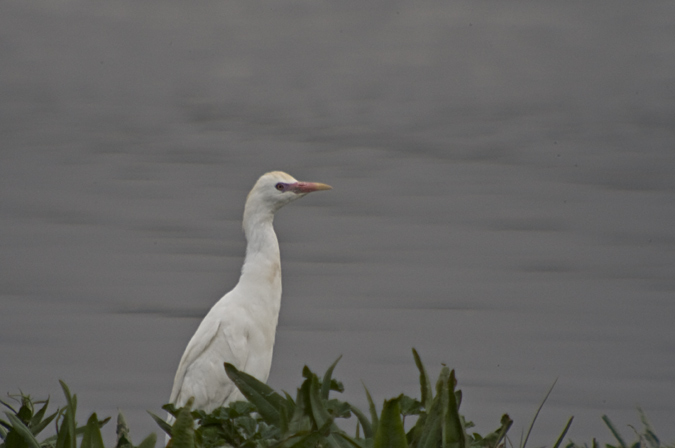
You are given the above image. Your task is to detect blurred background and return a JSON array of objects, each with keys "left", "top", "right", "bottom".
[{"left": 1, "top": 0, "right": 674, "bottom": 445}]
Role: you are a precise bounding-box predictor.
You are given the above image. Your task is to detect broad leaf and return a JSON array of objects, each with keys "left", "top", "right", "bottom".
[
  {"left": 373, "top": 398, "right": 407, "bottom": 448},
  {"left": 224, "top": 363, "right": 291, "bottom": 427},
  {"left": 4, "top": 413, "right": 41, "bottom": 448},
  {"left": 29, "top": 400, "right": 49, "bottom": 430},
  {"left": 321, "top": 356, "right": 343, "bottom": 400},
  {"left": 137, "top": 433, "right": 157, "bottom": 448},
  {"left": 171, "top": 399, "right": 195, "bottom": 448},
  {"left": 80, "top": 414, "right": 105, "bottom": 448},
  {"left": 440, "top": 369, "right": 464, "bottom": 448}
]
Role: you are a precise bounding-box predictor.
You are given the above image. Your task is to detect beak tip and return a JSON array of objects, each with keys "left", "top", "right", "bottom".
[{"left": 295, "top": 181, "right": 332, "bottom": 193}]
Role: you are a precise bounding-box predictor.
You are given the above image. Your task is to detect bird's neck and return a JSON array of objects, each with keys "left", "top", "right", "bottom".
[{"left": 239, "top": 212, "right": 282, "bottom": 294}]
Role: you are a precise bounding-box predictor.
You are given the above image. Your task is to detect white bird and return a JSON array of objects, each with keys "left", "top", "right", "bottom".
[{"left": 168, "top": 171, "right": 332, "bottom": 415}]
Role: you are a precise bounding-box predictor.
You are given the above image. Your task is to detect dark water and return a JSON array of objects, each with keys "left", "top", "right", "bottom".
[{"left": 2, "top": 1, "right": 674, "bottom": 444}]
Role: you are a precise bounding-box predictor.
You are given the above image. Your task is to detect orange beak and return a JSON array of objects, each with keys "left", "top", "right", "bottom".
[{"left": 289, "top": 182, "right": 332, "bottom": 193}]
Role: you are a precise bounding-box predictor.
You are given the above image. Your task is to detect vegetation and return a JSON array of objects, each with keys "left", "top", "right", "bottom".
[
  {"left": 1, "top": 350, "right": 671, "bottom": 448},
  {"left": 0, "top": 381, "right": 155, "bottom": 448}
]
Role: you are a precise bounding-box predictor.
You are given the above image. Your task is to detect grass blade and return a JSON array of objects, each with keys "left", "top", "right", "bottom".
[
  {"left": 362, "top": 384, "right": 379, "bottom": 434},
  {"left": 521, "top": 378, "right": 557, "bottom": 448},
  {"left": 552, "top": 416, "right": 573, "bottom": 448},
  {"left": 412, "top": 349, "right": 433, "bottom": 412},
  {"left": 637, "top": 408, "right": 659, "bottom": 448},
  {"left": 602, "top": 415, "right": 627, "bottom": 448},
  {"left": 348, "top": 405, "right": 374, "bottom": 440},
  {"left": 0, "top": 400, "right": 17, "bottom": 415},
  {"left": 56, "top": 381, "right": 77, "bottom": 448},
  {"left": 147, "top": 412, "right": 172, "bottom": 437}
]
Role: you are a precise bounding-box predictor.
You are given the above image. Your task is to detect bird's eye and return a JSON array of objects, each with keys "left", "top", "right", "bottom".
[{"left": 275, "top": 183, "right": 285, "bottom": 191}]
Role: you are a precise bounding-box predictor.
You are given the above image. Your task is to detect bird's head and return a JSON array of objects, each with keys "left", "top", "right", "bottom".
[{"left": 244, "top": 171, "right": 332, "bottom": 222}]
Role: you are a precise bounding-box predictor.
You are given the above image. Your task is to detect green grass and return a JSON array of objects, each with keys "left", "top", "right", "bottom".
[{"left": 1, "top": 349, "right": 671, "bottom": 448}]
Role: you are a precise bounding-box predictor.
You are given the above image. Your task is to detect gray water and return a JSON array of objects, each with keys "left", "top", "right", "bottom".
[{"left": 2, "top": 0, "right": 675, "bottom": 444}]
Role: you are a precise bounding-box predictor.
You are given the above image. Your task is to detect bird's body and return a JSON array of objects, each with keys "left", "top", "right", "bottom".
[{"left": 168, "top": 171, "right": 331, "bottom": 413}]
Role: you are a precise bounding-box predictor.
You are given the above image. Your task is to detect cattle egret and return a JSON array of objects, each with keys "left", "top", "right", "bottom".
[{"left": 168, "top": 171, "right": 331, "bottom": 416}]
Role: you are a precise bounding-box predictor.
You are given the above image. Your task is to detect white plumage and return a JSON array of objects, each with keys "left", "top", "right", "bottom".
[{"left": 168, "top": 171, "right": 331, "bottom": 414}]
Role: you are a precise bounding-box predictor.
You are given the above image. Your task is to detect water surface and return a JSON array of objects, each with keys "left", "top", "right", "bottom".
[{"left": 1, "top": 1, "right": 674, "bottom": 444}]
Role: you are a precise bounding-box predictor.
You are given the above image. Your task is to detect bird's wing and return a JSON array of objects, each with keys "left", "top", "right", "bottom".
[{"left": 169, "top": 303, "right": 250, "bottom": 407}]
